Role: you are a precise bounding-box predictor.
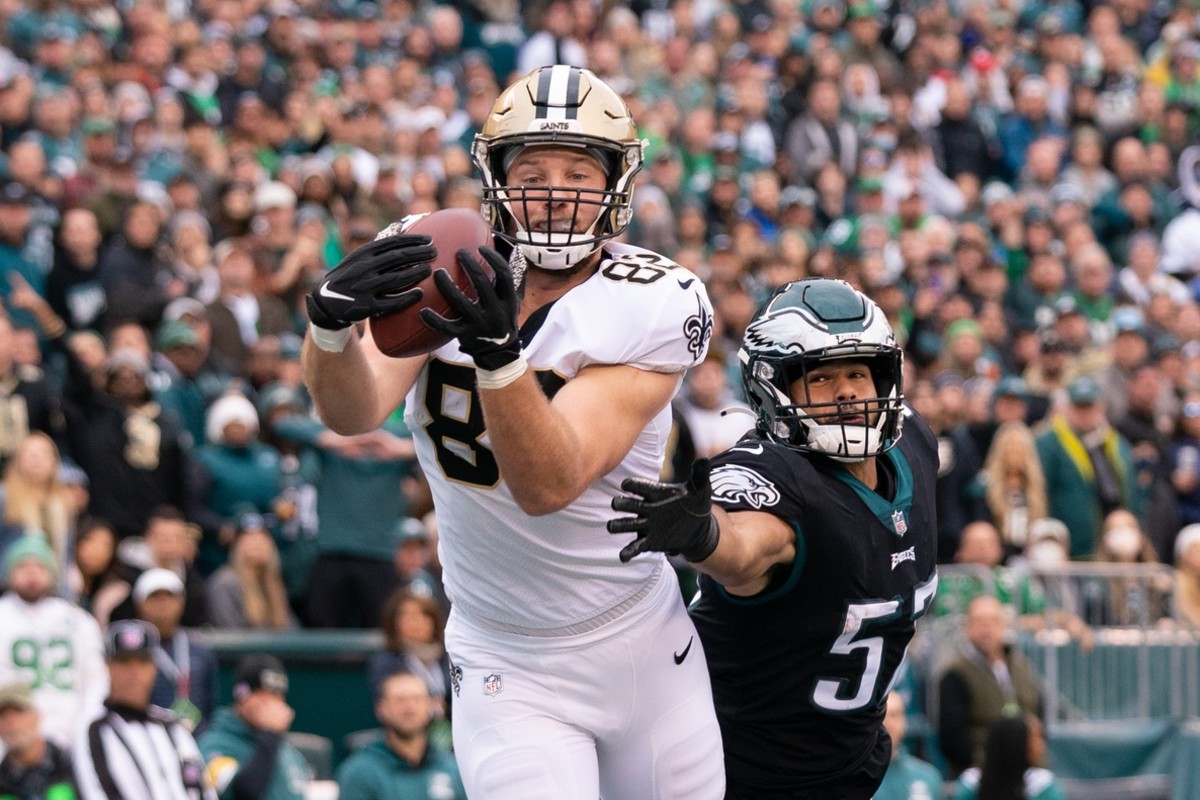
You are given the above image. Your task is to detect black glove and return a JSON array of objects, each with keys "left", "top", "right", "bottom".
[
  {"left": 420, "top": 247, "right": 521, "bottom": 371},
  {"left": 305, "top": 234, "right": 436, "bottom": 330},
  {"left": 608, "top": 459, "right": 721, "bottom": 564}
]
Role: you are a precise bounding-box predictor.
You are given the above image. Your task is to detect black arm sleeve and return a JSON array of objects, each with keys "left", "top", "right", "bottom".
[
  {"left": 937, "top": 669, "right": 975, "bottom": 776},
  {"left": 229, "top": 731, "right": 283, "bottom": 800}
]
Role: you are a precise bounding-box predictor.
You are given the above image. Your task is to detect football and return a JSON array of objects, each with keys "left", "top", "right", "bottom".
[{"left": 368, "top": 208, "right": 495, "bottom": 358}]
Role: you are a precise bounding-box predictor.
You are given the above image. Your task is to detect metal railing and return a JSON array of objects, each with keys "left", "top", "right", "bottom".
[{"left": 922, "top": 564, "right": 1200, "bottom": 725}]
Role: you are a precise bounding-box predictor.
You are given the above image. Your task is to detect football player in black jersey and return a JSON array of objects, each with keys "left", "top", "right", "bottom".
[{"left": 610, "top": 278, "right": 939, "bottom": 799}]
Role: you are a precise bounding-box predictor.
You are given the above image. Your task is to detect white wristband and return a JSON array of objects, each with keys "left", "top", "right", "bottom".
[
  {"left": 309, "top": 321, "right": 353, "bottom": 353},
  {"left": 475, "top": 353, "right": 528, "bottom": 390}
]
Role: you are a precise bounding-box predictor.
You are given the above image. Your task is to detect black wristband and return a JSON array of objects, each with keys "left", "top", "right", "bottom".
[
  {"left": 680, "top": 515, "right": 720, "bottom": 563},
  {"left": 472, "top": 339, "right": 522, "bottom": 371}
]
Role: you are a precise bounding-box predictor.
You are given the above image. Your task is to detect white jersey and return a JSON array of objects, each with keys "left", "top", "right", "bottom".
[
  {"left": 0, "top": 593, "right": 108, "bottom": 746},
  {"left": 1160, "top": 206, "right": 1200, "bottom": 276},
  {"left": 404, "top": 243, "right": 713, "bottom": 632}
]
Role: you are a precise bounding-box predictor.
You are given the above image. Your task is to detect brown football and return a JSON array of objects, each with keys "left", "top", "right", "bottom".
[{"left": 368, "top": 208, "right": 495, "bottom": 358}]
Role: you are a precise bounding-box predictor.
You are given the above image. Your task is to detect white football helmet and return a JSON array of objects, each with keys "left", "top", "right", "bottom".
[
  {"left": 740, "top": 278, "right": 904, "bottom": 462},
  {"left": 472, "top": 65, "right": 644, "bottom": 270}
]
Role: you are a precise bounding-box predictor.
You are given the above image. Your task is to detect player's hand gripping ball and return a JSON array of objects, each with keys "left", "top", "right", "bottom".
[{"left": 368, "top": 208, "right": 495, "bottom": 358}]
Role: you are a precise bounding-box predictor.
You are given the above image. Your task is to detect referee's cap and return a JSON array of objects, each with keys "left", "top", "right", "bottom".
[
  {"left": 233, "top": 654, "right": 289, "bottom": 701},
  {"left": 106, "top": 619, "right": 159, "bottom": 661}
]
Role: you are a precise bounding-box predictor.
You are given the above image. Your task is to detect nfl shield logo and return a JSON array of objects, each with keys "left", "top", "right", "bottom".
[
  {"left": 891, "top": 509, "right": 908, "bottom": 536},
  {"left": 483, "top": 673, "right": 503, "bottom": 696}
]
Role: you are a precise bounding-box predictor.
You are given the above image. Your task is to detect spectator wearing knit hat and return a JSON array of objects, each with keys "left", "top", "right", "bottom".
[
  {"left": 153, "top": 319, "right": 226, "bottom": 447},
  {"left": 0, "top": 536, "right": 107, "bottom": 748},
  {"left": 190, "top": 394, "right": 282, "bottom": 576}
]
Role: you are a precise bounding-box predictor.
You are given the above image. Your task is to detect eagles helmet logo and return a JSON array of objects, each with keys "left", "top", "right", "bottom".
[{"left": 710, "top": 464, "right": 782, "bottom": 510}]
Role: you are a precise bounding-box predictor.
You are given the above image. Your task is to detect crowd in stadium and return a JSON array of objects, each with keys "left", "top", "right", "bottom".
[{"left": 2, "top": 0, "right": 1200, "bottom": 795}]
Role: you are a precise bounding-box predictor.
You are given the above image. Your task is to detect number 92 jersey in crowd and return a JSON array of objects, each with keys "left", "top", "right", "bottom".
[
  {"left": 690, "top": 410, "right": 939, "bottom": 796},
  {"left": 403, "top": 242, "right": 713, "bottom": 632}
]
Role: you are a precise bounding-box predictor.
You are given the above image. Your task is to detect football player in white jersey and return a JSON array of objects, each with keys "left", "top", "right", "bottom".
[
  {"left": 0, "top": 536, "right": 108, "bottom": 748},
  {"left": 302, "top": 66, "right": 723, "bottom": 799}
]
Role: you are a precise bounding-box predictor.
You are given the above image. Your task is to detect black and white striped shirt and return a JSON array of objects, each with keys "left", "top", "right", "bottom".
[{"left": 74, "top": 701, "right": 216, "bottom": 800}]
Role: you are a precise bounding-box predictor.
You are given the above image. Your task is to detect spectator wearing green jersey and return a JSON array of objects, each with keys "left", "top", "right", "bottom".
[
  {"left": 872, "top": 692, "right": 944, "bottom": 800},
  {"left": 336, "top": 671, "right": 465, "bottom": 800}
]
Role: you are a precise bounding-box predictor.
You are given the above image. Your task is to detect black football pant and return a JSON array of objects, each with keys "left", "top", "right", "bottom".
[{"left": 303, "top": 554, "right": 396, "bottom": 628}]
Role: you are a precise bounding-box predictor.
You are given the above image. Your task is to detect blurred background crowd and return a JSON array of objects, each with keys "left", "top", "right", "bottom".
[{"left": 2, "top": 0, "right": 1200, "bottom": 794}]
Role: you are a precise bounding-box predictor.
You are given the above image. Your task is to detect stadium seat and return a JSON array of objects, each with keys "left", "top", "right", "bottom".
[
  {"left": 343, "top": 727, "right": 384, "bottom": 753},
  {"left": 287, "top": 732, "right": 334, "bottom": 781},
  {"left": 1058, "top": 775, "right": 1171, "bottom": 800}
]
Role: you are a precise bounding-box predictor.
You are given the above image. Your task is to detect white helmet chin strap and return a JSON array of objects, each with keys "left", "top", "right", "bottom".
[
  {"left": 517, "top": 237, "right": 602, "bottom": 270},
  {"left": 805, "top": 424, "right": 884, "bottom": 463},
  {"left": 512, "top": 220, "right": 604, "bottom": 271},
  {"left": 764, "top": 378, "right": 885, "bottom": 462}
]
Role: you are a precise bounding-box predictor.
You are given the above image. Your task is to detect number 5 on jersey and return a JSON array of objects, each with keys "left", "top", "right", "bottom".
[{"left": 812, "top": 572, "right": 937, "bottom": 712}]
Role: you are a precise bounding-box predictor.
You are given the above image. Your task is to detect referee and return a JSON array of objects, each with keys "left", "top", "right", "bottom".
[{"left": 73, "top": 619, "right": 216, "bottom": 800}]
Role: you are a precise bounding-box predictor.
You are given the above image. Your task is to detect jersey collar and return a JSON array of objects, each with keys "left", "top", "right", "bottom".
[{"left": 830, "top": 446, "right": 915, "bottom": 537}]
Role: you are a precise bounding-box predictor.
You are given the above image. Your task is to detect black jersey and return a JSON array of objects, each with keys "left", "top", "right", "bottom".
[{"left": 691, "top": 412, "right": 939, "bottom": 795}]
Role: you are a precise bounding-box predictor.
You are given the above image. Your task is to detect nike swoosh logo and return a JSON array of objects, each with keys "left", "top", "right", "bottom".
[
  {"left": 731, "top": 443, "right": 764, "bottom": 455},
  {"left": 319, "top": 282, "right": 355, "bottom": 302},
  {"left": 674, "top": 636, "right": 694, "bottom": 665},
  {"left": 677, "top": 278, "right": 696, "bottom": 289}
]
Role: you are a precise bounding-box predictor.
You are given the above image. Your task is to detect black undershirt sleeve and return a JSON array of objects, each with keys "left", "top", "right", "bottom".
[{"left": 229, "top": 731, "right": 283, "bottom": 800}]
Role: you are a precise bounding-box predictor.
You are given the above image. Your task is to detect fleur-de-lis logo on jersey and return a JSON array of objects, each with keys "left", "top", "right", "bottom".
[{"left": 684, "top": 294, "right": 714, "bottom": 361}]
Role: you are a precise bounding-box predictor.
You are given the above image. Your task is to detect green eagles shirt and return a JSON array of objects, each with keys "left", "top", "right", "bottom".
[
  {"left": 270, "top": 415, "right": 415, "bottom": 561},
  {"left": 336, "top": 739, "right": 466, "bottom": 800},
  {"left": 872, "top": 751, "right": 945, "bottom": 800},
  {"left": 198, "top": 708, "right": 309, "bottom": 800}
]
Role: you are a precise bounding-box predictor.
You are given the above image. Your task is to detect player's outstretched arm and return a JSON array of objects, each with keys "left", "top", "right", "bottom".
[
  {"left": 610, "top": 459, "right": 795, "bottom": 594},
  {"left": 304, "top": 235, "right": 436, "bottom": 433}
]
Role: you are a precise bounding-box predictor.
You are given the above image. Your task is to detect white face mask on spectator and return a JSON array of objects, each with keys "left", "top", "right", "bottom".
[
  {"left": 1027, "top": 540, "right": 1068, "bottom": 568},
  {"left": 1103, "top": 527, "right": 1142, "bottom": 560}
]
